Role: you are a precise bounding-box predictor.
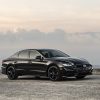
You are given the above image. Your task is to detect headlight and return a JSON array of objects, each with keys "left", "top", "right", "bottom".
[
  {"left": 62, "top": 62, "right": 74, "bottom": 67},
  {"left": 88, "top": 66, "right": 93, "bottom": 70}
]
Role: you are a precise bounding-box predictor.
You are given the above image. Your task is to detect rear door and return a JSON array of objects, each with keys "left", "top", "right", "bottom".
[{"left": 16, "top": 50, "right": 30, "bottom": 74}]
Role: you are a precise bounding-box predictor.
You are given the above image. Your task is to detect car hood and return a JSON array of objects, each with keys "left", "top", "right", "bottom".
[{"left": 49, "top": 57, "right": 90, "bottom": 65}]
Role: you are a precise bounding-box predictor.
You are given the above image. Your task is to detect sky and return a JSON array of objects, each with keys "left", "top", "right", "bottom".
[
  {"left": 0, "top": 0, "right": 100, "bottom": 32},
  {"left": 0, "top": 0, "right": 100, "bottom": 66}
]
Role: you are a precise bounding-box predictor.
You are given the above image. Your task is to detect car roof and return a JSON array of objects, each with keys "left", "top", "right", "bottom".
[{"left": 22, "top": 49, "right": 57, "bottom": 51}]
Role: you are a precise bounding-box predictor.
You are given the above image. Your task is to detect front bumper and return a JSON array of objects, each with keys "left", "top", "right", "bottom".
[{"left": 61, "top": 66, "right": 93, "bottom": 77}]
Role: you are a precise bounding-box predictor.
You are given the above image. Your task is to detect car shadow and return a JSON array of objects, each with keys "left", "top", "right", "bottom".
[
  {"left": 18, "top": 76, "right": 49, "bottom": 81},
  {"left": 17, "top": 75, "right": 95, "bottom": 81}
]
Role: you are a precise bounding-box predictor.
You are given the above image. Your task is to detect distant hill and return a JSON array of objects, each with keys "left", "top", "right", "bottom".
[{"left": 93, "top": 65, "right": 100, "bottom": 68}]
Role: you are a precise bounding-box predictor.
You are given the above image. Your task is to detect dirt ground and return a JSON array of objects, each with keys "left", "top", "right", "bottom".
[{"left": 0, "top": 74, "right": 100, "bottom": 100}]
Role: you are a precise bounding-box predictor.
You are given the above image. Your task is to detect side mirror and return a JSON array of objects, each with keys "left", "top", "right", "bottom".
[{"left": 35, "top": 56, "right": 43, "bottom": 60}]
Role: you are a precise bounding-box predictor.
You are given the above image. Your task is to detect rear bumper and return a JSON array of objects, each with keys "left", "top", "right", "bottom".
[{"left": 1, "top": 67, "right": 6, "bottom": 74}]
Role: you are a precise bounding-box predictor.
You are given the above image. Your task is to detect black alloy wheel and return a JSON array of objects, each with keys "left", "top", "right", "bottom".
[
  {"left": 7, "top": 66, "right": 18, "bottom": 80},
  {"left": 48, "top": 66, "right": 61, "bottom": 81}
]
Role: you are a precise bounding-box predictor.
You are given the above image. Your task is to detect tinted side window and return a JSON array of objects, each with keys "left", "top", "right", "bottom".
[
  {"left": 30, "top": 50, "right": 41, "bottom": 59},
  {"left": 19, "top": 50, "right": 29, "bottom": 59}
]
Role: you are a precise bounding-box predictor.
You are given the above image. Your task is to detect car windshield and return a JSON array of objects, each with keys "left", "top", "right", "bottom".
[{"left": 38, "top": 49, "right": 70, "bottom": 58}]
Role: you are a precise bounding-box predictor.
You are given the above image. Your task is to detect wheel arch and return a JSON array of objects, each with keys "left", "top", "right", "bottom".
[
  {"left": 46, "top": 63, "right": 59, "bottom": 77},
  {"left": 6, "top": 64, "right": 15, "bottom": 74}
]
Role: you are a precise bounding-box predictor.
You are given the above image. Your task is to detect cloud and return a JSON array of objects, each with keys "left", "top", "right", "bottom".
[
  {"left": 0, "top": 29, "right": 100, "bottom": 65},
  {"left": 0, "top": 29, "right": 100, "bottom": 51},
  {"left": 0, "top": 29, "right": 100, "bottom": 45}
]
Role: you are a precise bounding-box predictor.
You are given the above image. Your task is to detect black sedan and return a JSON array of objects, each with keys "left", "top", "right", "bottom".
[{"left": 1, "top": 49, "right": 93, "bottom": 81}]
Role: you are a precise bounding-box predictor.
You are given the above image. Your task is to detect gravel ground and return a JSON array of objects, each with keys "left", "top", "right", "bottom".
[{"left": 0, "top": 74, "right": 100, "bottom": 100}]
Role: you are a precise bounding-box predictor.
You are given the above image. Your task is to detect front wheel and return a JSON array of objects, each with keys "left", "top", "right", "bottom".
[
  {"left": 48, "top": 66, "right": 61, "bottom": 81},
  {"left": 7, "top": 66, "right": 18, "bottom": 80}
]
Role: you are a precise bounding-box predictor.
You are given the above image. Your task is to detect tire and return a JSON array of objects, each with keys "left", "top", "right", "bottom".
[
  {"left": 7, "top": 66, "right": 18, "bottom": 80},
  {"left": 75, "top": 75, "right": 85, "bottom": 79},
  {"left": 48, "top": 66, "right": 61, "bottom": 81}
]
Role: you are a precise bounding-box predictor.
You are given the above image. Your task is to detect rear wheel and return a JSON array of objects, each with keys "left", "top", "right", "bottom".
[
  {"left": 75, "top": 75, "right": 85, "bottom": 79},
  {"left": 48, "top": 66, "right": 61, "bottom": 81},
  {"left": 7, "top": 66, "right": 18, "bottom": 80}
]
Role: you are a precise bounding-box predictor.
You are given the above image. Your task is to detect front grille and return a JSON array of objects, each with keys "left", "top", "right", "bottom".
[
  {"left": 75, "top": 64, "right": 92, "bottom": 71},
  {"left": 64, "top": 64, "right": 92, "bottom": 72}
]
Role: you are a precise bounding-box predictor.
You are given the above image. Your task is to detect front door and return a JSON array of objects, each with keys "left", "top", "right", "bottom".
[{"left": 29, "top": 50, "right": 48, "bottom": 75}]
